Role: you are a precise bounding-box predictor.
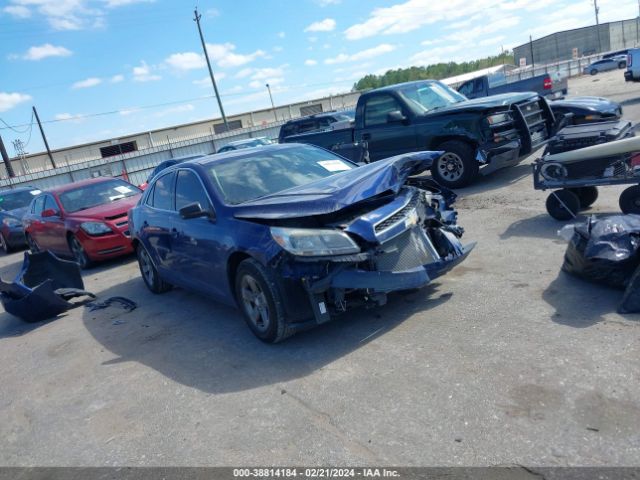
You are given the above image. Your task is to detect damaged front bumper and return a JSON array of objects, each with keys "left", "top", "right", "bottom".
[
  {"left": 275, "top": 183, "right": 475, "bottom": 327},
  {"left": 477, "top": 139, "right": 522, "bottom": 176}
]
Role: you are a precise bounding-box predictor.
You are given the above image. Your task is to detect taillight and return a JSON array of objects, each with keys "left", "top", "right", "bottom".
[{"left": 543, "top": 77, "right": 553, "bottom": 89}]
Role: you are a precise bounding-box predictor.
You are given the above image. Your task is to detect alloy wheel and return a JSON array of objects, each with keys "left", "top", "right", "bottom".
[
  {"left": 70, "top": 237, "right": 89, "bottom": 268},
  {"left": 138, "top": 247, "right": 155, "bottom": 287},
  {"left": 437, "top": 152, "right": 465, "bottom": 182},
  {"left": 240, "top": 274, "right": 270, "bottom": 333}
]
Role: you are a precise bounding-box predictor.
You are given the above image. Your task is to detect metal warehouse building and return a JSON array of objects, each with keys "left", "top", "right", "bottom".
[{"left": 513, "top": 18, "right": 640, "bottom": 66}]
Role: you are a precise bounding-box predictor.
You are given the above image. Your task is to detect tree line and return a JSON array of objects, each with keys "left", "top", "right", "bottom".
[{"left": 352, "top": 51, "right": 515, "bottom": 91}]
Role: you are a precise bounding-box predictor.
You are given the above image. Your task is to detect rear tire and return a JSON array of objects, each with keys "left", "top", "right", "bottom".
[
  {"left": 137, "top": 244, "right": 172, "bottom": 293},
  {"left": 25, "top": 233, "right": 39, "bottom": 253},
  {"left": 570, "top": 186, "right": 598, "bottom": 209},
  {"left": 590, "top": 69, "right": 598, "bottom": 75},
  {"left": 546, "top": 189, "right": 580, "bottom": 220},
  {"left": 0, "top": 233, "right": 11, "bottom": 254},
  {"left": 235, "top": 258, "right": 292, "bottom": 343},
  {"left": 619, "top": 62, "right": 627, "bottom": 69},
  {"left": 69, "top": 235, "right": 93, "bottom": 269},
  {"left": 619, "top": 185, "right": 640, "bottom": 214},
  {"left": 430, "top": 141, "right": 479, "bottom": 188}
]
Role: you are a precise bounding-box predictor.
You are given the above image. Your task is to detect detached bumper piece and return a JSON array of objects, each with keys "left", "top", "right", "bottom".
[
  {"left": 561, "top": 215, "right": 640, "bottom": 313},
  {"left": 0, "top": 251, "right": 95, "bottom": 323}
]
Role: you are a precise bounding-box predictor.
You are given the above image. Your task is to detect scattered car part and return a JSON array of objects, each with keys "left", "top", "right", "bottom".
[
  {"left": 87, "top": 296, "right": 137, "bottom": 312},
  {"left": 0, "top": 251, "right": 95, "bottom": 323},
  {"left": 561, "top": 215, "right": 640, "bottom": 313}
]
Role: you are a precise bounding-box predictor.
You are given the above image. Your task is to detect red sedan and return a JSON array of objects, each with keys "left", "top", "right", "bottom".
[{"left": 23, "top": 177, "right": 142, "bottom": 268}]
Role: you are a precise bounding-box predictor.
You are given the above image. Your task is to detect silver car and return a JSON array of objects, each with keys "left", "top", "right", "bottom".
[{"left": 584, "top": 55, "right": 627, "bottom": 75}]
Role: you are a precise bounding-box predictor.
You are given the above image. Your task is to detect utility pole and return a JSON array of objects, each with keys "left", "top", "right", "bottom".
[
  {"left": 266, "top": 83, "right": 277, "bottom": 121},
  {"left": 594, "top": 0, "right": 603, "bottom": 52},
  {"left": 32, "top": 106, "right": 56, "bottom": 169},
  {"left": 0, "top": 135, "right": 15, "bottom": 178},
  {"left": 193, "top": 7, "right": 229, "bottom": 132},
  {"left": 529, "top": 35, "right": 535, "bottom": 70}
]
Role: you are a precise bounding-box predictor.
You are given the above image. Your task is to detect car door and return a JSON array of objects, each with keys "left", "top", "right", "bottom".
[
  {"left": 25, "top": 196, "right": 46, "bottom": 248},
  {"left": 40, "top": 194, "right": 67, "bottom": 254},
  {"left": 170, "top": 168, "right": 227, "bottom": 299},
  {"left": 140, "top": 171, "right": 180, "bottom": 285},
  {"left": 356, "top": 93, "right": 417, "bottom": 161}
]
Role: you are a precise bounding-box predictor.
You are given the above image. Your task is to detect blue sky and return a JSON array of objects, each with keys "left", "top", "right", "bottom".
[{"left": 0, "top": 0, "right": 637, "bottom": 155}]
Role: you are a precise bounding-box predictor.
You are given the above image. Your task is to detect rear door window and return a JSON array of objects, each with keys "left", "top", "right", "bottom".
[
  {"left": 43, "top": 195, "right": 58, "bottom": 213},
  {"left": 151, "top": 172, "right": 175, "bottom": 211}
]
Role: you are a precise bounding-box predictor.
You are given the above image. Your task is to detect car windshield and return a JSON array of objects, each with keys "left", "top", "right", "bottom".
[
  {"left": 207, "top": 145, "right": 355, "bottom": 205},
  {"left": 397, "top": 82, "right": 467, "bottom": 113},
  {"left": 59, "top": 179, "right": 141, "bottom": 213},
  {"left": 0, "top": 189, "right": 41, "bottom": 211}
]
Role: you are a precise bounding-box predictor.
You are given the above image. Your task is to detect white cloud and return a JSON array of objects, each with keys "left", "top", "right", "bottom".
[
  {"left": 273, "top": 46, "right": 283, "bottom": 52},
  {"left": 132, "top": 61, "right": 161, "bottom": 82},
  {"left": 165, "top": 52, "right": 206, "bottom": 71},
  {"left": 110, "top": 74, "right": 124, "bottom": 83},
  {"left": 3, "top": 5, "right": 30, "bottom": 18},
  {"left": 325, "top": 44, "right": 396, "bottom": 64},
  {"left": 308, "top": 36, "right": 318, "bottom": 43},
  {"left": 305, "top": 59, "right": 318, "bottom": 66},
  {"left": 305, "top": 18, "right": 336, "bottom": 32},
  {"left": 410, "top": 45, "right": 465, "bottom": 65},
  {"left": 0, "top": 92, "right": 31, "bottom": 113},
  {"left": 343, "top": 0, "right": 519, "bottom": 40},
  {"left": 72, "top": 77, "right": 102, "bottom": 89},
  {"left": 235, "top": 68, "right": 254, "bottom": 79},
  {"left": 54, "top": 112, "right": 85, "bottom": 123},
  {"left": 316, "top": 0, "right": 341, "bottom": 5},
  {"left": 154, "top": 103, "right": 194, "bottom": 117},
  {"left": 192, "top": 72, "right": 226, "bottom": 87},
  {"left": 103, "top": 0, "right": 155, "bottom": 6},
  {"left": 277, "top": 31, "right": 286, "bottom": 38},
  {"left": 21, "top": 43, "right": 72, "bottom": 61},
  {"left": 205, "top": 43, "right": 266, "bottom": 68},
  {"left": 206, "top": 7, "right": 220, "bottom": 17}
]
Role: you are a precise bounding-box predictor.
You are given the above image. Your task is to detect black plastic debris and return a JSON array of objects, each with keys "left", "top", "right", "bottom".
[
  {"left": 88, "top": 296, "right": 137, "bottom": 312},
  {"left": 561, "top": 215, "right": 640, "bottom": 312},
  {"left": 0, "top": 251, "right": 95, "bottom": 323}
]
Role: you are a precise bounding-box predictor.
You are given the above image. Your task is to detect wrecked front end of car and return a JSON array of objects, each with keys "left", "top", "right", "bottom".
[{"left": 234, "top": 152, "right": 475, "bottom": 328}]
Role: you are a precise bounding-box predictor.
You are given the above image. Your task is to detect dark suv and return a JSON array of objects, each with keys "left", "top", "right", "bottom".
[{"left": 278, "top": 111, "right": 354, "bottom": 143}]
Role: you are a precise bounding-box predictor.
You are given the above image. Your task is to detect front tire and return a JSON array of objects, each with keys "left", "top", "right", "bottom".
[
  {"left": 69, "top": 235, "right": 93, "bottom": 269},
  {"left": 430, "top": 141, "right": 479, "bottom": 188},
  {"left": 235, "top": 258, "right": 292, "bottom": 343},
  {"left": 619, "top": 185, "right": 640, "bottom": 214},
  {"left": 590, "top": 69, "right": 598, "bottom": 75},
  {"left": 137, "top": 244, "right": 172, "bottom": 293},
  {"left": 546, "top": 189, "right": 580, "bottom": 220}
]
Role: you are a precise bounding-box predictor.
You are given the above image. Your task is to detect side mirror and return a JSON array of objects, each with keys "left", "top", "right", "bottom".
[
  {"left": 41, "top": 208, "right": 59, "bottom": 218},
  {"left": 179, "top": 202, "right": 213, "bottom": 220},
  {"left": 387, "top": 110, "right": 407, "bottom": 124}
]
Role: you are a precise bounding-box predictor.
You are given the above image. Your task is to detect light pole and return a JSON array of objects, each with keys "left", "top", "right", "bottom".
[
  {"left": 593, "top": 0, "right": 603, "bottom": 53},
  {"left": 266, "top": 83, "right": 277, "bottom": 121}
]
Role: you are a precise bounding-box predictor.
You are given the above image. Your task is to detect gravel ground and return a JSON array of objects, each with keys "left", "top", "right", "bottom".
[{"left": 0, "top": 68, "right": 639, "bottom": 467}]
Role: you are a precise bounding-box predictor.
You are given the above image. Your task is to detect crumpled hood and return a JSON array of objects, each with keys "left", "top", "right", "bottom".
[
  {"left": 232, "top": 151, "right": 440, "bottom": 220},
  {"left": 429, "top": 92, "right": 537, "bottom": 115}
]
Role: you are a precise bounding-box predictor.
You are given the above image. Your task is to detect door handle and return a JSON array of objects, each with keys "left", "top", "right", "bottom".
[{"left": 361, "top": 133, "right": 371, "bottom": 141}]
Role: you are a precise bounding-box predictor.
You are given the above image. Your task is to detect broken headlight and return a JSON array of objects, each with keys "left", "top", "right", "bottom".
[{"left": 270, "top": 227, "right": 360, "bottom": 256}]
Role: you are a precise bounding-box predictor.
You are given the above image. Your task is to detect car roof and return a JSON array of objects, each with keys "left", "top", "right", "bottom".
[
  {"left": 224, "top": 137, "right": 268, "bottom": 147},
  {"left": 369, "top": 79, "right": 439, "bottom": 93},
  {"left": 47, "top": 176, "right": 125, "bottom": 195},
  {"left": 0, "top": 186, "right": 39, "bottom": 195},
  {"left": 195, "top": 143, "right": 309, "bottom": 166},
  {"left": 284, "top": 111, "right": 350, "bottom": 123}
]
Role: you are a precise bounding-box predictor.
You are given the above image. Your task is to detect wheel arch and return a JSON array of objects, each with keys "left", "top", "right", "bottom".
[
  {"left": 227, "top": 251, "right": 253, "bottom": 302},
  {"left": 428, "top": 135, "right": 479, "bottom": 153}
]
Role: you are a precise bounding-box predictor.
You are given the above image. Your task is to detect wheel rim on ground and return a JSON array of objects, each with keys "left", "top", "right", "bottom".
[
  {"left": 138, "top": 247, "right": 155, "bottom": 286},
  {"left": 70, "top": 237, "right": 88, "bottom": 267},
  {"left": 240, "top": 274, "right": 270, "bottom": 332},
  {"left": 437, "top": 152, "right": 465, "bottom": 182}
]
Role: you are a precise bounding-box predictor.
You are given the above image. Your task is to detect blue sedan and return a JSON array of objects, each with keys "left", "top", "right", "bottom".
[{"left": 129, "top": 144, "right": 474, "bottom": 342}]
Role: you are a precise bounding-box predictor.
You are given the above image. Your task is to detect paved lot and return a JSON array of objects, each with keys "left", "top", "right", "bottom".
[{"left": 1, "top": 69, "right": 639, "bottom": 467}]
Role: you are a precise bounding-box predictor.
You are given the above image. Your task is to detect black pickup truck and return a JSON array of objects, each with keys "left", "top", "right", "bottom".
[{"left": 280, "top": 80, "right": 556, "bottom": 187}]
